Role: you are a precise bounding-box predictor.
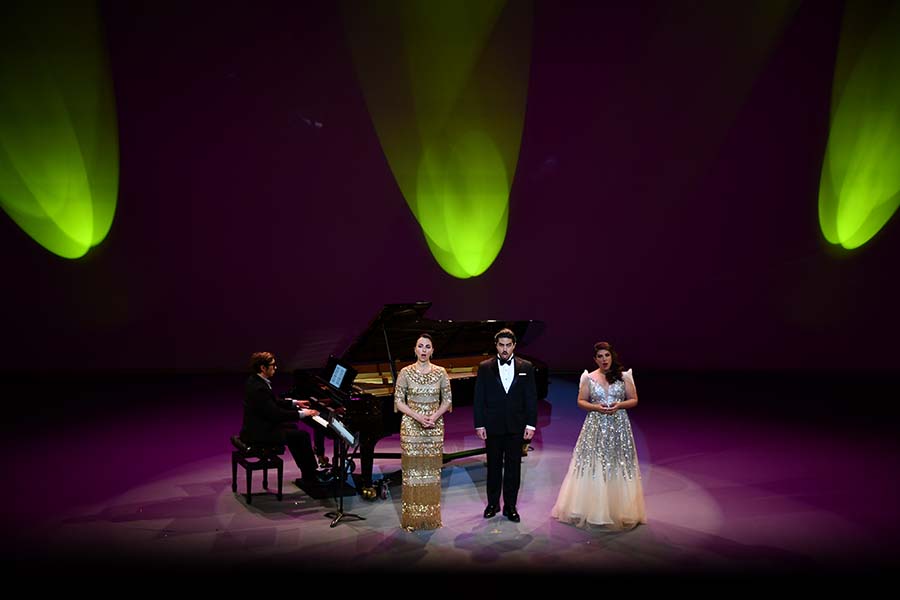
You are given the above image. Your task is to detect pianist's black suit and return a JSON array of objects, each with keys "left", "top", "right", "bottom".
[
  {"left": 473, "top": 356, "right": 538, "bottom": 509},
  {"left": 240, "top": 374, "right": 319, "bottom": 481}
]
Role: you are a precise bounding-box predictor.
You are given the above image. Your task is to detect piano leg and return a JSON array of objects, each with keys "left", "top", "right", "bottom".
[{"left": 358, "top": 435, "right": 377, "bottom": 488}]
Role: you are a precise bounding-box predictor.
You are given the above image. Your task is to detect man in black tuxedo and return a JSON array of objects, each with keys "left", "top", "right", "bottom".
[
  {"left": 240, "top": 351, "right": 326, "bottom": 487},
  {"left": 473, "top": 328, "right": 537, "bottom": 522}
]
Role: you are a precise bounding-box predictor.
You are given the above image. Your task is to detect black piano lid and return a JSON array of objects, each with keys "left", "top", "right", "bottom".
[{"left": 342, "top": 302, "right": 545, "bottom": 364}]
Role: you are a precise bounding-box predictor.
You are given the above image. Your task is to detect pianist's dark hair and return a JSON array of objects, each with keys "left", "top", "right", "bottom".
[
  {"left": 494, "top": 328, "right": 517, "bottom": 344},
  {"left": 249, "top": 351, "right": 275, "bottom": 374},
  {"left": 593, "top": 342, "right": 624, "bottom": 384}
]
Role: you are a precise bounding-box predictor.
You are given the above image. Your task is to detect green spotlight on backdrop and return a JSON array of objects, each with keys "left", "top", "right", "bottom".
[
  {"left": 819, "top": 1, "right": 900, "bottom": 249},
  {"left": 0, "top": 2, "right": 119, "bottom": 259},
  {"left": 342, "top": 0, "right": 532, "bottom": 278}
]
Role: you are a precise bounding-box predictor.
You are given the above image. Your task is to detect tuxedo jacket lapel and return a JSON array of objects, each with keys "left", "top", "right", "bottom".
[
  {"left": 491, "top": 359, "right": 502, "bottom": 389},
  {"left": 508, "top": 357, "right": 521, "bottom": 393}
]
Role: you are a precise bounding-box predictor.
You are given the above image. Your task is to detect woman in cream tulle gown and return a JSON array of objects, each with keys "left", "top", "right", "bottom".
[{"left": 551, "top": 341, "right": 646, "bottom": 530}]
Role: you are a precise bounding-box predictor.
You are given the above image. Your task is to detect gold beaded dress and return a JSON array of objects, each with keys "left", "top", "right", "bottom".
[
  {"left": 551, "top": 369, "right": 646, "bottom": 530},
  {"left": 394, "top": 364, "right": 452, "bottom": 530}
]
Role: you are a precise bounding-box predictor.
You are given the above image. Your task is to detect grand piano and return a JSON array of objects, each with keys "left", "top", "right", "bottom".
[{"left": 290, "top": 302, "right": 548, "bottom": 495}]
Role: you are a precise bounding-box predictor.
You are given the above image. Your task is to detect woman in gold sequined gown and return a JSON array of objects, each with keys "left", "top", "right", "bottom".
[
  {"left": 393, "top": 333, "right": 452, "bottom": 530},
  {"left": 551, "top": 342, "right": 646, "bottom": 530}
]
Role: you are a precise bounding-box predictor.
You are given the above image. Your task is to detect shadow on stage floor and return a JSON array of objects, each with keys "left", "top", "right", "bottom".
[{"left": 2, "top": 370, "right": 899, "bottom": 583}]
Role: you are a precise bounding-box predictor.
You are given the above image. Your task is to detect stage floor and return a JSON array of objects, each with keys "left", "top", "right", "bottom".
[{"left": 3, "top": 372, "right": 899, "bottom": 582}]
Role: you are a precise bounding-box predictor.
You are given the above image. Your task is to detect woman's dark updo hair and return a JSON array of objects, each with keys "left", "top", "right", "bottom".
[
  {"left": 593, "top": 341, "right": 625, "bottom": 384},
  {"left": 414, "top": 333, "right": 434, "bottom": 356}
]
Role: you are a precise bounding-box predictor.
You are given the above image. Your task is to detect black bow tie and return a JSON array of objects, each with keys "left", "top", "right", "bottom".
[{"left": 499, "top": 358, "right": 512, "bottom": 366}]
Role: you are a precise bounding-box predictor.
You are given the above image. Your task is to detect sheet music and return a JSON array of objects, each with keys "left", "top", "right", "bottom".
[
  {"left": 310, "top": 413, "right": 355, "bottom": 446},
  {"left": 330, "top": 418, "right": 356, "bottom": 446},
  {"left": 329, "top": 364, "right": 347, "bottom": 389}
]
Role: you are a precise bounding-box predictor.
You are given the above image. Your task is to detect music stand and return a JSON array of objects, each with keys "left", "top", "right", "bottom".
[{"left": 312, "top": 413, "right": 364, "bottom": 527}]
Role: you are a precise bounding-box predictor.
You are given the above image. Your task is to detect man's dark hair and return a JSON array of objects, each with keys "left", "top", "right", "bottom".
[
  {"left": 249, "top": 351, "right": 275, "bottom": 374},
  {"left": 494, "top": 328, "right": 517, "bottom": 344}
]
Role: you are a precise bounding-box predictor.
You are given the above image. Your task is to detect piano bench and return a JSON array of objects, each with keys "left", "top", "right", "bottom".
[{"left": 231, "top": 435, "right": 285, "bottom": 504}]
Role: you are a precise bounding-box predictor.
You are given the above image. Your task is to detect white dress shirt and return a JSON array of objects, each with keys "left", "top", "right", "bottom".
[{"left": 498, "top": 355, "right": 515, "bottom": 393}]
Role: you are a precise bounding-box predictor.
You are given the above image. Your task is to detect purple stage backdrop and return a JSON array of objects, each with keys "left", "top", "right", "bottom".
[{"left": 1, "top": 0, "right": 898, "bottom": 373}]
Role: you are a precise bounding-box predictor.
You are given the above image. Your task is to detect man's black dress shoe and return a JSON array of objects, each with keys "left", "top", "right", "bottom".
[
  {"left": 502, "top": 506, "right": 520, "bottom": 522},
  {"left": 295, "top": 472, "right": 330, "bottom": 488},
  {"left": 483, "top": 504, "right": 500, "bottom": 518},
  {"left": 315, "top": 469, "right": 334, "bottom": 484}
]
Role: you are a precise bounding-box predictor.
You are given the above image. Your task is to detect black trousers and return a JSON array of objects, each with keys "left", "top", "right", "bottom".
[
  {"left": 282, "top": 426, "right": 319, "bottom": 481},
  {"left": 300, "top": 417, "right": 335, "bottom": 458},
  {"left": 485, "top": 432, "right": 524, "bottom": 508}
]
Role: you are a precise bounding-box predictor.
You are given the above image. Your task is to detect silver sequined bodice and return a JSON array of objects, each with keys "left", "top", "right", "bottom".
[
  {"left": 590, "top": 377, "right": 625, "bottom": 407},
  {"left": 571, "top": 377, "right": 641, "bottom": 482}
]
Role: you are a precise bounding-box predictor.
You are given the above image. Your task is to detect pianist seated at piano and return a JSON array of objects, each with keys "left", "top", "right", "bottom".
[
  {"left": 393, "top": 333, "right": 452, "bottom": 531},
  {"left": 240, "top": 352, "right": 330, "bottom": 488}
]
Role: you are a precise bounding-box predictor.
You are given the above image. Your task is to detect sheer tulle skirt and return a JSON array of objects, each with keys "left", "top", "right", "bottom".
[
  {"left": 551, "top": 453, "right": 646, "bottom": 530},
  {"left": 551, "top": 410, "right": 646, "bottom": 530}
]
